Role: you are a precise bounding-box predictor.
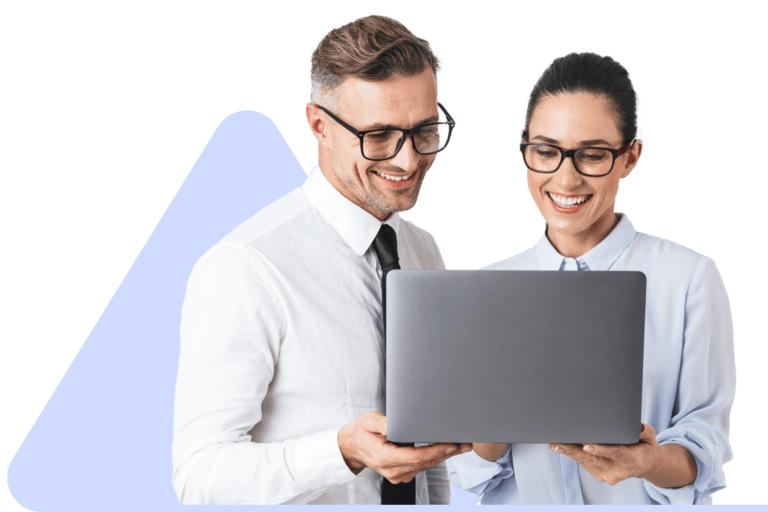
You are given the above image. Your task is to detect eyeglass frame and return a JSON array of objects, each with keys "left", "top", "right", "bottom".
[
  {"left": 519, "top": 140, "right": 635, "bottom": 178},
  {"left": 316, "top": 103, "right": 455, "bottom": 161}
]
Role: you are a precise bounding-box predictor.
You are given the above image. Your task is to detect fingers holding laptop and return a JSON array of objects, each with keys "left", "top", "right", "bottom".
[
  {"left": 549, "top": 423, "right": 660, "bottom": 485},
  {"left": 338, "top": 411, "right": 472, "bottom": 483}
]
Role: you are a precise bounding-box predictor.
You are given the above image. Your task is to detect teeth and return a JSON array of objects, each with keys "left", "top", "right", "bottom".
[
  {"left": 375, "top": 171, "right": 413, "bottom": 182},
  {"left": 548, "top": 192, "right": 591, "bottom": 208}
]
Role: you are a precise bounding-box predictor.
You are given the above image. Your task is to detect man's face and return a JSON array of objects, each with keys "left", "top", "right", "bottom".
[{"left": 320, "top": 68, "right": 439, "bottom": 220}]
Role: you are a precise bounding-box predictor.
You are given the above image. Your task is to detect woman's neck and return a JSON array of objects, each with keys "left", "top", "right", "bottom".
[{"left": 546, "top": 211, "right": 621, "bottom": 259}]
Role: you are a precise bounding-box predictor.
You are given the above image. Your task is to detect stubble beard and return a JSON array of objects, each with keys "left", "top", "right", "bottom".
[{"left": 338, "top": 162, "right": 427, "bottom": 216}]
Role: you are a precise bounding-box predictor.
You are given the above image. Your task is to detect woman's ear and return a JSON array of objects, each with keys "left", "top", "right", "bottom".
[{"left": 621, "top": 139, "right": 643, "bottom": 178}]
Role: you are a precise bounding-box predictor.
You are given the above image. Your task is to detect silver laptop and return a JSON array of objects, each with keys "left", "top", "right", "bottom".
[{"left": 385, "top": 270, "right": 646, "bottom": 445}]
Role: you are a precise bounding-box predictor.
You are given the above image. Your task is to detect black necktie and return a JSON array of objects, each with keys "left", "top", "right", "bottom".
[{"left": 372, "top": 224, "right": 416, "bottom": 505}]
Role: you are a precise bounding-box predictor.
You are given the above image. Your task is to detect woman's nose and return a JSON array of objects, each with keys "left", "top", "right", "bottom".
[{"left": 553, "top": 156, "right": 584, "bottom": 189}]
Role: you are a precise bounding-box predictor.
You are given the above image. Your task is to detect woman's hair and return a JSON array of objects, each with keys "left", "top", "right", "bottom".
[
  {"left": 522, "top": 52, "right": 637, "bottom": 145},
  {"left": 310, "top": 16, "right": 440, "bottom": 110}
]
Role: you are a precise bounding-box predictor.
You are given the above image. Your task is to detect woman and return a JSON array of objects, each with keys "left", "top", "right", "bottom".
[{"left": 445, "top": 53, "right": 735, "bottom": 505}]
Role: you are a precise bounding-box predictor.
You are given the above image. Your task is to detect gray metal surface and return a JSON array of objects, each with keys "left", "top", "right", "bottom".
[{"left": 386, "top": 270, "right": 646, "bottom": 445}]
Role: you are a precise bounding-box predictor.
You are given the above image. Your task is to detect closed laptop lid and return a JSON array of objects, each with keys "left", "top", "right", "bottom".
[{"left": 386, "top": 270, "right": 646, "bottom": 445}]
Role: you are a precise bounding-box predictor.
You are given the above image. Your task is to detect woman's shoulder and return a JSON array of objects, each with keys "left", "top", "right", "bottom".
[
  {"left": 482, "top": 245, "right": 539, "bottom": 271},
  {"left": 631, "top": 231, "right": 711, "bottom": 264},
  {"left": 626, "top": 231, "right": 720, "bottom": 286}
]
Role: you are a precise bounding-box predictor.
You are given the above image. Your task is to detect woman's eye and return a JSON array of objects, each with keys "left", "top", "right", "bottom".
[
  {"left": 536, "top": 149, "right": 557, "bottom": 158},
  {"left": 580, "top": 151, "right": 607, "bottom": 162}
]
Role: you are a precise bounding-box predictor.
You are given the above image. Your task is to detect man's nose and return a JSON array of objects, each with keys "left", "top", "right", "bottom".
[{"left": 388, "top": 134, "right": 420, "bottom": 172}]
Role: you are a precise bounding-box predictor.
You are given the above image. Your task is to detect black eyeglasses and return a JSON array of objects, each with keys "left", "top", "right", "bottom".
[
  {"left": 520, "top": 141, "right": 634, "bottom": 177},
  {"left": 317, "top": 103, "right": 455, "bottom": 161}
]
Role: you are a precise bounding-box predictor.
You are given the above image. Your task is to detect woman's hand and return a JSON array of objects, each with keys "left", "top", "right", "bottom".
[
  {"left": 549, "top": 424, "right": 697, "bottom": 488},
  {"left": 473, "top": 443, "right": 509, "bottom": 462}
]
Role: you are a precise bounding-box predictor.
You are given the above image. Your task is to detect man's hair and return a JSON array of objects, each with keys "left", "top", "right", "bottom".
[{"left": 311, "top": 15, "right": 440, "bottom": 110}]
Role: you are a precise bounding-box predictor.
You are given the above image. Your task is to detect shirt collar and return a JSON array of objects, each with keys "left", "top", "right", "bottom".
[
  {"left": 535, "top": 214, "right": 637, "bottom": 271},
  {"left": 303, "top": 165, "right": 400, "bottom": 256}
]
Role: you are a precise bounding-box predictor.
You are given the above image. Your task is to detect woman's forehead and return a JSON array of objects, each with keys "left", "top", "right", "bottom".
[{"left": 530, "top": 92, "right": 622, "bottom": 145}]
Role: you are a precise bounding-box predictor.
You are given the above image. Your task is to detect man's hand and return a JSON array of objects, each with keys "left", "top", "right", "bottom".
[
  {"left": 549, "top": 423, "right": 697, "bottom": 488},
  {"left": 338, "top": 411, "right": 472, "bottom": 484}
]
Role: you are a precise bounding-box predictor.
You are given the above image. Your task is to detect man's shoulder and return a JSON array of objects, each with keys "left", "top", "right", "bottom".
[
  {"left": 398, "top": 218, "right": 444, "bottom": 269},
  {"left": 187, "top": 186, "right": 320, "bottom": 290},
  {"left": 482, "top": 245, "right": 539, "bottom": 271},
  {"left": 221, "top": 186, "right": 314, "bottom": 249},
  {"left": 398, "top": 218, "right": 439, "bottom": 248}
]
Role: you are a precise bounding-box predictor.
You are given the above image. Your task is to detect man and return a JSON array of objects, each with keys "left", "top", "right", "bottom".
[{"left": 172, "top": 16, "right": 470, "bottom": 504}]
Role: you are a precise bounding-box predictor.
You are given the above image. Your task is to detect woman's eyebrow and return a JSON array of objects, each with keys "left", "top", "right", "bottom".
[
  {"left": 531, "top": 136, "right": 613, "bottom": 147},
  {"left": 579, "top": 139, "right": 612, "bottom": 146}
]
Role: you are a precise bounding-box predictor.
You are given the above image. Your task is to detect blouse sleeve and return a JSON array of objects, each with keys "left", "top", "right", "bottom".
[
  {"left": 445, "top": 446, "right": 514, "bottom": 497},
  {"left": 644, "top": 257, "right": 735, "bottom": 504}
]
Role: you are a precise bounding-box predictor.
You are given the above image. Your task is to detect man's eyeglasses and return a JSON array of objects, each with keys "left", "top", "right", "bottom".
[
  {"left": 520, "top": 141, "right": 634, "bottom": 177},
  {"left": 317, "top": 103, "right": 455, "bottom": 161}
]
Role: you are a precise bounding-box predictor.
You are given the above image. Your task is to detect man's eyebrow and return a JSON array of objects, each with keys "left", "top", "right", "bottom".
[
  {"left": 362, "top": 115, "right": 440, "bottom": 131},
  {"left": 530, "top": 136, "right": 613, "bottom": 147}
]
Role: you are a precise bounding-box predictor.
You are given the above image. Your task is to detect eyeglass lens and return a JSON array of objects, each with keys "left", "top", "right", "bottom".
[
  {"left": 363, "top": 123, "right": 450, "bottom": 160},
  {"left": 523, "top": 145, "right": 615, "bottom": 176}
]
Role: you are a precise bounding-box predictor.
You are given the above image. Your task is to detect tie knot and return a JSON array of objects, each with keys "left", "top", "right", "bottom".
[{"left": 372, "top": 224, "right": 399, "bottom": 272}]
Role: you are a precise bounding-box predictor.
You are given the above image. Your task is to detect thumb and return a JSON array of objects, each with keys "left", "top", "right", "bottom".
[
  {"left": 363, "top": 411, "right": 387, "bottom": 435},
  {"left": 639, "top": 423, "right": 657, "bottom": 443}
]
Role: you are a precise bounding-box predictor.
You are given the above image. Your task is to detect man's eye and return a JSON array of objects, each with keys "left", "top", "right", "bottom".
[
  {"left": 417, "top": 126, "right": 438, "bottom": 137},
  {"left": 366, "top": 131, "right": 392, "bottom": 141}
]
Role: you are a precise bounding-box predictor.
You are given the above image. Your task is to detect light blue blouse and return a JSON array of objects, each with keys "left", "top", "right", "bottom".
[{"left": 445, "top": 214, "right": 735, "bottom": 504}]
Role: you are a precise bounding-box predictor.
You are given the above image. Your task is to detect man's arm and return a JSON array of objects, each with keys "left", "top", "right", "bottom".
[
  {"left": 173, "top": 242, "right": 469, "bottom": 504},
  {"left": 173, "top": 243, "right": 356, "bottom": 504}
]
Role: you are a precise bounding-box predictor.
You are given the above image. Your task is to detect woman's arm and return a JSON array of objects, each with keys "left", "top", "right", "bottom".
[
  {"left": 550, "top": 423, "right": 696, "bottom": 488},
  {"left": 473, "top": 443, "right": 510, "bottom": 462}
]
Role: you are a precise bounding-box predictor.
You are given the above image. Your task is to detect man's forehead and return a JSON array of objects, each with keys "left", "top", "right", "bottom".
[{"left": 337, "top": 69, "right": 438, "bottom": 122}]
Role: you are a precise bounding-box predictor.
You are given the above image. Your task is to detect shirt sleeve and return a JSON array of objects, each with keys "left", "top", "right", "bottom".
[
  {"left": 445, "top": 446, "right": 514, "bottom": 497},
  {"left": 426, "top": 461, "right": 450, "bottom": 504},
  {"left": 172, "top": 242, "right": 357, "bottom": 504},
  {"left": 643, "top": 257, "right": 735, "bottom": 504}
]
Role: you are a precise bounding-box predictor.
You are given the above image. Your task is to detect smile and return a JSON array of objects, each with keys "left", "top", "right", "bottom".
[
  {"left": 547, "top": 192, "right": 593, "bottom": 209},
  {"left": 372, "top": 170, "right": 414, "bottom": 182}
]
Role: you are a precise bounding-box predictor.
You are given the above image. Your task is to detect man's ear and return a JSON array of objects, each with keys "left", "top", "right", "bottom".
[
  {"left": 307, "top": 103, "right": 331, "bottom": 149},
  {"left": 621, "top": 139, "right": 643, "bottom": 179}
]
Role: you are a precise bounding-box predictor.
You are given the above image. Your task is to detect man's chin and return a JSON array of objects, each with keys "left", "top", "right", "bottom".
[{"left": 378, "top": 195, "right": 419, "bottom": 215}]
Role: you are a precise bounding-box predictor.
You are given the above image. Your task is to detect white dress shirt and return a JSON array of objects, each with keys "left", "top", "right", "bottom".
[
  {"left": 172, "top": 166, "right": 448, "bottom": 504},
  {"left": 446, "top": 214, "right": 735, "bottom": 504}
]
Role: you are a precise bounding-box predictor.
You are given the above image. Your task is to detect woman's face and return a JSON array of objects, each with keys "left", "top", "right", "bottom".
[{"left": 526, "top": 92, "right": 641, "bottom": 257}]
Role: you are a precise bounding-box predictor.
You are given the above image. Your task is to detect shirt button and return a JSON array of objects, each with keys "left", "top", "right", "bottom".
[{"left": 580, "top": 261, "right": 586, "bottom": 269}]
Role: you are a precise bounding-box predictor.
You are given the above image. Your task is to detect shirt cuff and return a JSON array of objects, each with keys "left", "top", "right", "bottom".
[
  {"left": 288, "top": 427, "right": 358, "bottom": 491},
  {"left": 643, "top": 440, "right": 719, "bottom": 505},
  {"left": 446, "top": 446, "right": 513, "bottom": 495}
]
